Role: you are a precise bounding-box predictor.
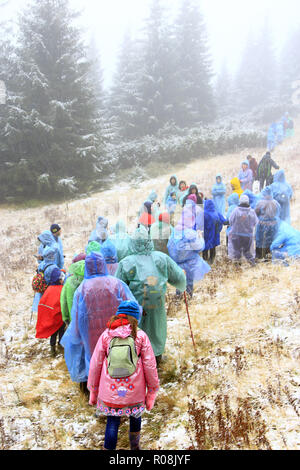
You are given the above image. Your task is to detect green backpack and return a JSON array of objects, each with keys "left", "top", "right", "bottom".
[{"left": 107, "top": 336, "right": 140, "bottom": 378}]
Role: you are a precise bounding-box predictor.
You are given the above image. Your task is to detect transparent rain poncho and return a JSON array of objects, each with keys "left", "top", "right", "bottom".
[
  {"left": 228, "top": 205, "right": 258, "bottom": 260},
  {"left": 61, "top": 252, "right": 138, "bottom": 383},
  {"left": 116, "top": 226, "right": 186, "bottom": 356},
  {"left": 226, "top": 193, "right": 239, "bottom": 235},
  {"left": 37, "top": 230, "right": 63, "bottom": 269},
  {"left": 255, "top": 187, "right": 281, "bottom": 249},
  {"left": 270, "top": 170, "right": 293, "bottom": 224}
]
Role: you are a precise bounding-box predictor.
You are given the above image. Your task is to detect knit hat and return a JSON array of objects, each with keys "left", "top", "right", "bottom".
[
  {"left": 50, "top": 224, "right": 61, "bottom": 234},
  {"left": 116, "top": 301, "right": 142, "bottom": 322},
  {"left": 239, "top": 194, "right": 250, "bottom": 206}
]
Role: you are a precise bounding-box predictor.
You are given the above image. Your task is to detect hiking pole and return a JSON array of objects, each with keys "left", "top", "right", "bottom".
[{"left": 183, "top": 291, "right": 197, "bottom": 352}]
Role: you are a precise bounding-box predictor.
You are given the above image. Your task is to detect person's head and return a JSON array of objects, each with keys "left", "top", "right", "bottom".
[
  {"left": 179, "top": 181, "right": 187, "bottom": 191},
  {"left": 171, "top": 191, "right": 177, "bottom": 200},
  {"left": 191, "top": 187, "right": 197, "bottom": 195},
  {"left": 265, "top": 151, "right": 271, "bottom": 158},
  {"left": 108, "top": 301, "right": 142, "bottom": 337},
  {"left": 247, "top": 155, "right": 252, "bottom": 161},
  {"left": 241, "top": 161, "right": 249, "bottom": 171},
  {"left": 239, "top": 195, "right": 250, "bottom": 207},
  {"left": 216, "top": 175, "right": 222, "bottom": 184},
  {"left": 170, "top": 176, "right": 177, "bottom": 186},
  {"left": 49, "top": 267, "right": 65, "bottom": 285},
  {"left": 50, "top": 224, "right": 61, "bottom": 237}
]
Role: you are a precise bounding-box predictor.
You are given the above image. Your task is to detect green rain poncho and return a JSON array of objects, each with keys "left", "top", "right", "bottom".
[
  {"left": 109, "top": 220, "right": 131, "bottom": 261},
  {"left": 115, "top": 226, "right": 186, "bottom": 356},
  {"left": 60, "top": 260, "right": 85, "bottom": 323}
]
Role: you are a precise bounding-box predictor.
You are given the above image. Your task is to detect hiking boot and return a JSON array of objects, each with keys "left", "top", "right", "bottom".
[
  {"left": 57, "top": 344, "right": 64, "bottom": 354},
  {"left": 129, "top": 431, "right": 141, "bottom": 450},
  {"left": 50, "top": 345, "right": 57, "bottom": 358},
  {"left": 155, "top": 355, "right": 162, "bottom": 367}
]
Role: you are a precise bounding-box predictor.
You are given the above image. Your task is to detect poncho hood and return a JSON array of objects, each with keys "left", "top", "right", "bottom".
[
  {"left": 84, "top": 252, "right": 108, "bottom": 279},
  {"left": 69, "top": 260, "right": 85, "bottom": 279},
  {"left": 129, "top": 227, "right": 154, "bottom": 255}
]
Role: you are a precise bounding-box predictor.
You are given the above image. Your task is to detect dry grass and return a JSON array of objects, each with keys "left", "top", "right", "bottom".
[{"left": 0, "top": 122, "right": 299, "bottom": 449}]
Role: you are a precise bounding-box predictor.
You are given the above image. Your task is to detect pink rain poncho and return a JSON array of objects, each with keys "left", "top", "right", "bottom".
[{"left": 61, "top": 252, "right": 139, "bottom": 383}]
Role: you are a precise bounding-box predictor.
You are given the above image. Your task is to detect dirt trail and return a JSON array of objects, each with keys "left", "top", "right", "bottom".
[{"left": 0, "top": 128, "right": 299, "bottom": 450}]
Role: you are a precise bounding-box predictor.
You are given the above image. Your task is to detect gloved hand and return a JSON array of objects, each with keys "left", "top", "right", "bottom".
[{"left": 146, "top": 392, "right": 157, "bottom": 411}]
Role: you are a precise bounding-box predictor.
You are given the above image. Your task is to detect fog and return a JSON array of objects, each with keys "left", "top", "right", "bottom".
[{"left": 2, "top": 0, "right": 300, "bottom": 87}]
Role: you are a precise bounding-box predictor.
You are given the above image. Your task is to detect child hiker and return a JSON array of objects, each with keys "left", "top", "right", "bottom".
[{"left": 87, "top": 300, "right": 159, "bottom": 451}]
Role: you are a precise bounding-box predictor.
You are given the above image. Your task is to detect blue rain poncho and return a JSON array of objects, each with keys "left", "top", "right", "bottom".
[
  {"left": 226, "top": 193, "right": 239, "bottom": 235},
  {"left": 255, "top": 187, "right": 281, "bottom": 249},
  {"left": 89, "top": 217, "right": 109, "bottom": 244},
  {"left": 168, "top": 209, "right": 210, "bottom": 291},
  {"left": 267, "top": 123, "right": 277, "bottom": 151},
  {"left": 242, "top": 190, "right": 259, "bottom": 209},
  {"left": 108, "top": 220, "right": 131, "bottom": 262},
  {"left": 38, "top": 231, "right": 63, "bottom": 269},
  {"left": 116, "top": 226, "right": 186, "bottom": 356},
  {"left": 166, "top": 194, "right": 177, "bottom": 214},
  {"left": 270, "top": 170, "right": 293, "bottom": 224},
  {"left": 204, "top": 200, "right": 226, "bottom": 250},
  {"left": 271, "top": 222, "right": 300, "bottom": 261},
  {"left": 32, "top": 245, "right": 60, "bottom": 312},
  {"left": 212, "top": 174, "right": 226, "bottom": 216},
  {"left": 183, "top": 199, "right": 204, "bottom": 232},
  {"left": 164, "top": 175, "right": 179, "bottom": 205},
  {"left": 61, "top": 252, "right": 138, "bottom": 383}
]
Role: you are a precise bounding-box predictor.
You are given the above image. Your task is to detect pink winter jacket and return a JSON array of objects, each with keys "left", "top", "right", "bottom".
[{"left": 88, "top": 324, "right": 159, "bottom": 408}]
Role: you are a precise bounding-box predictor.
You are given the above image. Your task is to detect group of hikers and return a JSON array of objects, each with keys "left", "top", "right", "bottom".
[
  {"left": 31, "top": 147, "right": 299, "bottom": 450},
  {"left": 267, "top": 112, "right": 294, "bottom": 152}
]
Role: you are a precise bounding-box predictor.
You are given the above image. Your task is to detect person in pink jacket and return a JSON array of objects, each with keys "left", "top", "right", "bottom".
[{"left": 88, "top": 300, "right": 159, "bottom": 451}]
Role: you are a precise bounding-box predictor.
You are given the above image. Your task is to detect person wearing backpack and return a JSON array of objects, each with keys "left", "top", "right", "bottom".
[
  {"left": 270, "top": 170, "right": 293, "bottom": 224},
  {"left": 88, "top": 300, "right": 159, "bottom": 451},
  {"left": 36, "top": 267, "right": 66, "bottom": 357},
  {"left": 61, "top": 252, "right": 139, "bottom": 395},
  {"left": 257, "top": 152, "right": 280, "bottom": 191}
]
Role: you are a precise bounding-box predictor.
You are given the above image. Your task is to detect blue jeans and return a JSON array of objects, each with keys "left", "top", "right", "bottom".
[{"left": 104, "top": 415, "right": 142, "bottom": 450}]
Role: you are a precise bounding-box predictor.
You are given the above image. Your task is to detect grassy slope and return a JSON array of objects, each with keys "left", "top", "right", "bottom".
[{"left": 0, "top": 127, "right": 299, "bottom": 450}]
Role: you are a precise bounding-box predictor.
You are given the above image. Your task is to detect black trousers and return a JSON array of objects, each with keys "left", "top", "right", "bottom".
[
  {"left": 203, "top": 247, "right": 216, "bottom": 264},
  {"left": 50, "top": 323, "right": 65, "bottom": 347}
]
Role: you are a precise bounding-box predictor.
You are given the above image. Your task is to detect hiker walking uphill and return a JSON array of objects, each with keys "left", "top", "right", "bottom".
[
  {"left": 61, "top": 252, "right": 139, "bottom": 393},
  {"left": 228, "top": 195, "right": 258, "bottom": 265},
  {"left": 270, "top": 170, "right": 293, "bottom": 225},
  {"left": 115, "top": 226, "right": 186, "bottom": 365},
  {"left": 267, "top": 123, "right": 277, "bottom": 151},
  {"left": 212, "top": 174, "right": 226, "bottom": 217},
  {"left": 60, "top": 260, "right": 85, "bottom": 325},
  {"left": 255, "top": 187, "right": 281, "bottom": 260},
  {"left": 177, "top": 181, "right": 189, "bottom": 206},
  {"left": 203, "top": 200, "right": 227, "bottom": 265},
  {"left": 50, "top": 224, "right": 65, "bottom": 269},
  {"left": 88, "top": 301, "right": 159, "bottom": 451},
  {"left": 257, "top": 152, "right": 280, "bottom": 191},
  {"left": 150, "top": 212, "right": 173, "bottom": 255},
  {"left": 36, "top": 267, "right": 66, "bottom": 357},
  {"left": 32, "top": 244, "right": 60, "bottom": 313}
]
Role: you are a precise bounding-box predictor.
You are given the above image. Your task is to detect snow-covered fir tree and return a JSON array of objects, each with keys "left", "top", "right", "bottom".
[{"left": 0, "top": 0, "right": 107, "bottom": 201}]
